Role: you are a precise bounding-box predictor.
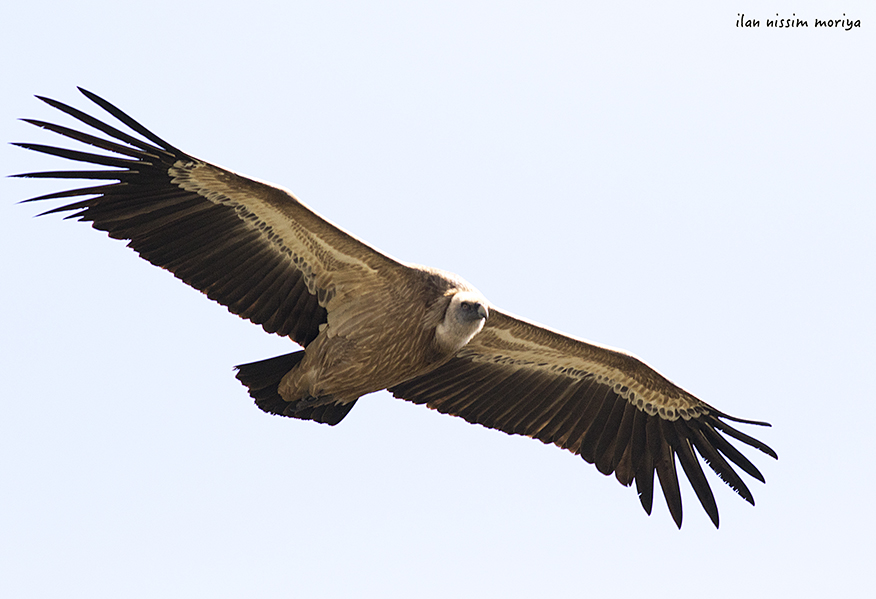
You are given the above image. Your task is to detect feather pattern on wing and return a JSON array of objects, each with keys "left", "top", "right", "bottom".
[
  {"left": 391, "top": 309, "right": 777, "bottom": 528},
  {"left": 13, "top": 88, "right": 410, "bottom": 348}
]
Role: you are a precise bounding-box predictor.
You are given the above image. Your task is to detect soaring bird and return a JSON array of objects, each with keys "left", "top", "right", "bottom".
[{"left": 14, "top": 88, "right": 776, "bottom": 528}]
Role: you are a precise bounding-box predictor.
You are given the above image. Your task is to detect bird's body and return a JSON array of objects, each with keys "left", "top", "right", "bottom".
[
  {"left": 272, "top": 267, "right": 487, "bottom": 415},
  {"left": 14, "top": 88, "right": 776, "bottom": 528}
]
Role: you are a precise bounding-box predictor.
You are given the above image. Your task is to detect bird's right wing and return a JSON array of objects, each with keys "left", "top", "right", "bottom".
[{"left": 14, "top": 88, "right": 413, "bottom": 347}]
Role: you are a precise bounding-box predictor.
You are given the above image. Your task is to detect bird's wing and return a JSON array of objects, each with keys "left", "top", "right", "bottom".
[
  {"left": 390, "top": 308, "right": 777, "bottom": 528},
  {"left": 13, "top": 88, "right": 412, "bottom": 347}
]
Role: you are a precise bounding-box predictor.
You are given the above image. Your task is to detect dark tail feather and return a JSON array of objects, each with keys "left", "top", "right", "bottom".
[{"left": 234, "top": 351, "right": 357, "bottom": 426}]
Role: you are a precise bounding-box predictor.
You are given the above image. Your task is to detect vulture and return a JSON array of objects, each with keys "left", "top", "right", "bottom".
[{"left": 14, "top": 88, "right": 777, "bottom": 528}]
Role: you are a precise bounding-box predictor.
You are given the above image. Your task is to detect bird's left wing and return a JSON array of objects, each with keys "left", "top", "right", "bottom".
[{"left": 391, "top": 308, "right": 777, "bottom": 528}]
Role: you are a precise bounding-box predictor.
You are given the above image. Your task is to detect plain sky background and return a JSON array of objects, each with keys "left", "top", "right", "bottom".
[{"left": 1, "top": 1, "right": 874, "bottom": 597}]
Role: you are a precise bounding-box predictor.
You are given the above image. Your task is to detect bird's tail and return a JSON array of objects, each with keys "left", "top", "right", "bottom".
[{"left": 234, "top": 351, "right": 357, "bottom": 426}]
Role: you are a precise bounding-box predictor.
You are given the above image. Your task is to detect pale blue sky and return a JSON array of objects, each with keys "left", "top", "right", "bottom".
[{"left": 2, "top": 2, "right": 874, "bottom": 597}]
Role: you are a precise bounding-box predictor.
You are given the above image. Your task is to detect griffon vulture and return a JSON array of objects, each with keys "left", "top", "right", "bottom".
[{"left": 14, "top": 88, "right": 776, "bottom": 528}]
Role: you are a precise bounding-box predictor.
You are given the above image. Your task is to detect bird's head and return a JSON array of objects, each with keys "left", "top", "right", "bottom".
[{"left": 435, "top": 290, "right": 489, "bottom": 354}]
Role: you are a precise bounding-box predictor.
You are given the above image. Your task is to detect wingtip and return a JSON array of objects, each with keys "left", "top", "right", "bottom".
[
  {"left": 34, "top": 94, "right": 66, "bottom": 111},
  {"left": 710, "top": 408, "right": 773, "bottom": 428},
  {"left": 78, "top": 86, "right": 98, "bottom": 101},
  {"left": 9, "top": 142, "right": 40, "bottom": 158},
  {"left": 708, "top": 509, "right": 719, "bottom": 529},
  {"left": 637, "top": 488, "right": 653, "bottom": 516},
  {"left": 709, "top": 413, "right": 779, "bottom": 461},
  {"left": 77, "top": 87, "right": 114, "bottom": 112}
]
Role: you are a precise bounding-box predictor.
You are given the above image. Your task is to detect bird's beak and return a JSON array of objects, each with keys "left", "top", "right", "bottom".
[{"left": 478, "top": 303, "right": 488, "bottom": 320}]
